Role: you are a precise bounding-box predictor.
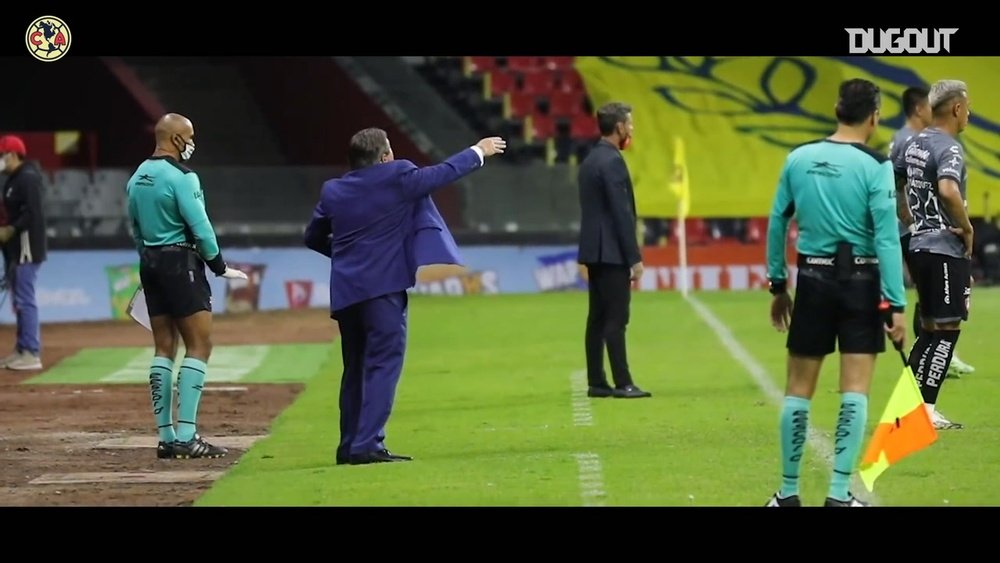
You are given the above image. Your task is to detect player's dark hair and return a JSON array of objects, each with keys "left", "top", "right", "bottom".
[
  {"left": 349, "top": 127, "right": 390, "bottom": 169},
  {"left": 597, "top": 102, "right": 632, "bottom": 136},
  {"left": 901, "top": 86, "right": 929, "bottom": 118},
  {"left": 835, "top": 79, "right": 881, "bottom": 126}
]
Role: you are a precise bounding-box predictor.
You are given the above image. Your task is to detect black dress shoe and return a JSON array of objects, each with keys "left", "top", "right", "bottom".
[
  {"left": 613, "top": 385, "right": 652, "bottom": 398},
  {"left": 587, "top": 385, "right": 615, "bottom": 398},
  {"left": 348, "top": 449, "right": 413, "bottom": 465}
]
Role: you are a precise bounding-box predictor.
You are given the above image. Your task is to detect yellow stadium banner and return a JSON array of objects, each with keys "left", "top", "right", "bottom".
[{"left": 575, "top": 56, "right": 1000, "bottom": 218}]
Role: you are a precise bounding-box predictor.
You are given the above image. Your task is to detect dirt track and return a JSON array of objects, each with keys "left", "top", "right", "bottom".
[{"left": 0, "top": 309, "right": 338, "bottom": 506}]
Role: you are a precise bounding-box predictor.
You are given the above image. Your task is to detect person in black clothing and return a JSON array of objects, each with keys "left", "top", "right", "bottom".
[
  {"left": 576, "top": 102, "right": 651, "bottom": 399},
  {"left": 0, "top": 135, "right": 47, "bottom": 370}
]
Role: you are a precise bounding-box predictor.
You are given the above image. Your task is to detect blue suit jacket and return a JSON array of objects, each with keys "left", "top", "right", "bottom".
[{"left": 304, "top": 148, "right": 483, "bottom": 316}]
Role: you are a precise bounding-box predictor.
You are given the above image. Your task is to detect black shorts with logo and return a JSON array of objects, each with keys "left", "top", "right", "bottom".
[
  {"left": 787, "top": 255, "right": 884, "bottom": 357},
  {"left": 138, "top": 245, "right": 213, "bottom": 319},
  {"left": 907, "top": 250, "right": 970, "bottom": 324}
]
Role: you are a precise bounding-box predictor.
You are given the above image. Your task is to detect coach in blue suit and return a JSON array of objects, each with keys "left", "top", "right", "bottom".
[{"left": 305, "top": 128, "right": 506, "bottom": 465}]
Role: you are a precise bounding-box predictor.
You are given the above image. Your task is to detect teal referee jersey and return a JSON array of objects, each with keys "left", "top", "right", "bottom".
[
  {"left": 766, "top": 139, "right": 906, "bottom": 308},
  {"left": 126, "top": 156, "right": 220, "bottom": 262}
]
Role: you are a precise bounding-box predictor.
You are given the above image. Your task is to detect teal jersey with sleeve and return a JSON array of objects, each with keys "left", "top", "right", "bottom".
[
  {"left": 125, "top": 156, "right": 220, "bottom": 262},
  {"left": 766, "top": 139, "right": 906, "bottom": 308}
]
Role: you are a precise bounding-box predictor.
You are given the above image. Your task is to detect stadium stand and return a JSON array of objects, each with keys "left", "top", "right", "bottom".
[{"left": 415, "top": 56, "right": 601, "bottom": 165}]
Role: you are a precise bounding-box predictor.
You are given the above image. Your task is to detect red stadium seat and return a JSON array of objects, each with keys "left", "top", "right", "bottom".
[
  {"left": 558, "top": 69, "right": 586, "bottom": 93},
  {"left": 486, "top": 69, "right": 516, "bottom": 98},
  {"left": 520, "top": 70, "right": 557, "bottom": 95},
  {"left": 507, "top": 56, "right": 544, "bottom": 71},
  {"left": 507, "top": 91, "right": 537, "bottom": 118},
  {"left": 466, "top": 56, "right": 497, "bottom": 75},
  {"left": 526, "top": 113, "right": 555, "bottom": 141},
  {"left": 543, "top": 56, "right": 575, "bottom": 70},
  {"left": 548, "top": 90, "right": 585, "bottom": 118},
  {"left": 570, "top": 113, "right": 600, "bottom": 140}
]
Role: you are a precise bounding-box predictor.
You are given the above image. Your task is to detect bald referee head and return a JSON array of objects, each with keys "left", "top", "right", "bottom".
[{"left": 153, "top": 113, "right": 196, "bottom": 162}]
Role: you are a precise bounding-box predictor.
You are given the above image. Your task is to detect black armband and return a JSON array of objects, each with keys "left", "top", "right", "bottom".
[
  {"left": 888, "top": 304, "right": 904, "bottom": 314},
  {"left": 205, "top": 253, "right": 227, "bottom": 276},
  {"left": 768, "top": 279, "right": 787, "bottom": 295}
]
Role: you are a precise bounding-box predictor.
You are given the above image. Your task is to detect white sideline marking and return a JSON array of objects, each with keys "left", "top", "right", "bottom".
[
  {"left": 569, "top": 371, "right": 607, "bottom": 506},
  {"left": 573, "top": 453, "right": 607, "bottom": 507},
  {"left": 102, "top": 346, "right": 270, "bottom": 382},
  {"left": 685, "top": 294, "right": 880, "bottom": 506},
  {"left": 569, "top": 370, "right": 594, "bottom": 427}
]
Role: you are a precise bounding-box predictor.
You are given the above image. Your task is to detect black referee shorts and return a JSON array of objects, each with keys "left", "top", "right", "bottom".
[
  {"left": 139, "top": 245, "right": 213, "bottom": 319},
  {"left": 787, "top": 256, "right": 885, "bottom": 357}
]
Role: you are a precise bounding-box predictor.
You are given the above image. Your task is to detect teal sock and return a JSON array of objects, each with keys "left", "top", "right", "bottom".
[
  {"left": 149, "top": 356, "right": 176, "bottom": 443},
  {"left": 176, "top": 357, "right": 207, "bottom": 443},
  {"left": 779, "top": 396, "right": 811, "bottom": 498},
  {"left": 829, "top": 392, "right": 869, "bottom": 501}
]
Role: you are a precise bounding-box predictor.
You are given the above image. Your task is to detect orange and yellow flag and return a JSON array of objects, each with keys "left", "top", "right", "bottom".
[{"left": 858, "top": 365, "right": 938, "bottom": 492}]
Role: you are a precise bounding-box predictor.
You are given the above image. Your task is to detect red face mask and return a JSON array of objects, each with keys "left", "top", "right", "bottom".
[{"left": 617, "top": 123, "right": 632, "bottom": 150}]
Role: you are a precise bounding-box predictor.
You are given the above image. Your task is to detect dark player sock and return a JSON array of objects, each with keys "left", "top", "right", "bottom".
[
  {"left": 920, "top": 331, "right": 960, "bottom": 406},
  {"left": 907, "top": 332, "right": 933, "bottom": 388},
  {"left": 828, "top": 392, "right": 868, "bottom": 501},
  {"left": 779, "top": 396, "right": 810, "bottom": 498},
  {"left": 149, "top": 356, "right": 176, "bottom": 443},
  {"left": 176, "top": 357, "right": 207, "bottom": 443}
]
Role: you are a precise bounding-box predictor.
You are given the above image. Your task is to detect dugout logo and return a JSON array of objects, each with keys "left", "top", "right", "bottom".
[
  {"left": 26, "top": 16, "right": 71, "bottom": 62},
  {"left": 845, "top": 28, "right": 957, "bottom": 54}
]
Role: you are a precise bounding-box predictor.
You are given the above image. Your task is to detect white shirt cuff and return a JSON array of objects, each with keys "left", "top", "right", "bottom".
[{"left": 470, "top": 146, "right": 485, "bottom": 165}]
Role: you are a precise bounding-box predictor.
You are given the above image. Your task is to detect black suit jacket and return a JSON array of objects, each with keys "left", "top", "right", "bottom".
[{"left": 576, "top": 140, "right": 641, "bottom": 267}]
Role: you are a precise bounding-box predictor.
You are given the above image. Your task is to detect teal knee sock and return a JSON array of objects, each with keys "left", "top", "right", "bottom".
[
  {"left": 779, "top": 396, "right": 811, "bottom": 498},
  {"left": 176, "top": 357, "right": 207, "bottom": 443},
  {"left": 829, "top": 392, "right": 868, "bottom": 501},
  {"left": 149, "top": 356, "right": 176, "bottom": 443}
]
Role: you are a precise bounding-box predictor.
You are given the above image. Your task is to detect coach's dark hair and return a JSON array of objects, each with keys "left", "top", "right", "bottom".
[
  {"left": 835, "top": 79, "right": 881, "bottom": 126},
  {"left": 901, "top": 86, "right": 929, "bottom": 118},
  {"left": 349, "top": 127, "right": 390, "bottom": 170},
  {"left": 596, "top": 102, "right": 632, "bottom": 136}
]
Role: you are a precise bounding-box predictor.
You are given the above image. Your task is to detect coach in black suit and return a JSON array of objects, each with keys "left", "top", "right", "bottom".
[{"left": 577, "top": 101, "right": 651, "bottom": 399}]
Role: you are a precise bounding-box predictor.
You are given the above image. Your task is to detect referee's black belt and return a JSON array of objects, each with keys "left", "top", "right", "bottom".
[
  {"left": 797, "top": 254, "right": 879, "bottom": 268},
  {"left": 147, "top": 242, "right": 197, "bottom": 251}
]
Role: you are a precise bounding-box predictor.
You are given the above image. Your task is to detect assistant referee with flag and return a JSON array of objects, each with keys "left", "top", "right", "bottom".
[{"left": 764, "top": 79, "right": 907, "bottom": 507}]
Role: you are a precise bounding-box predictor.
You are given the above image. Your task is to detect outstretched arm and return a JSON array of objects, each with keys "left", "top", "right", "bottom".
[{"left": 398, "top": 137, "right": 506, "bottom": 200}]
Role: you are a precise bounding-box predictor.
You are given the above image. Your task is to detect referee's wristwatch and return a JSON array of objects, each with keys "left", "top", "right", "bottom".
[{"left": 768, "top": 279, "right": 787, "bottom": 295}]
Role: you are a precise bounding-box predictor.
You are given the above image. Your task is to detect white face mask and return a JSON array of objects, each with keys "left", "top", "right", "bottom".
[{"left": 180, "top": 140, "right": 195, "bottom": 161}]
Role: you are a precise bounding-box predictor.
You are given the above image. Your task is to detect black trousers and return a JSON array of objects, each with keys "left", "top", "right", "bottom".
[{"left": 584, "top": 263, "right": 634, "bottom": 388}]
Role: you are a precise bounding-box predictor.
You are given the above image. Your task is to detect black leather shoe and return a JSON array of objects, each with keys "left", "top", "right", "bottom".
[
  {"left": 587, "top": 385, "right": 615, "bottom": 398},
  {"left": 613, "top": 385, "right": 652, "bottom": 398},
  {"left": 348, "top": 449, "right": 413, "bottom": 465}
]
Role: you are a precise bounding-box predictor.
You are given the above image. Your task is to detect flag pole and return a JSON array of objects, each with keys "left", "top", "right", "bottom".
[{"left": 677, "top": 200, "right": 688, "bottom": 298}]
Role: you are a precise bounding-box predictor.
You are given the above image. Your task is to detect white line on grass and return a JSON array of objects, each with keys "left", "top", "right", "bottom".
[
  {"left": 684, "top": 294, "right": 880, "bottom": 506},
  {"left": 573, "top": 453, "right": 607, "bottom": 507},
  {"left": 570, "top": 370, "right": 593, "bottom": 427},
  {"left": 570, "top": 371, "right": 607, "bottom": 506}
]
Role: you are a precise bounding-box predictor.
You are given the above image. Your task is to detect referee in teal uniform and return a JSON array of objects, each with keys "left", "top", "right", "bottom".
[{"left": 763, "top": 79, "right": 907, "bottom": 508}]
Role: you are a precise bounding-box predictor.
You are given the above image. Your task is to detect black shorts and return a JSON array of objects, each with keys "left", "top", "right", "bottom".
[
  {"left": 786, "top": 260, "right": 884, "bottom": 356},
  {"left": 138, "top": 245, "right": 213, "bottom": 319},
  {"left": 907, "top": 251, "right": 970, "bottom": 324}
]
